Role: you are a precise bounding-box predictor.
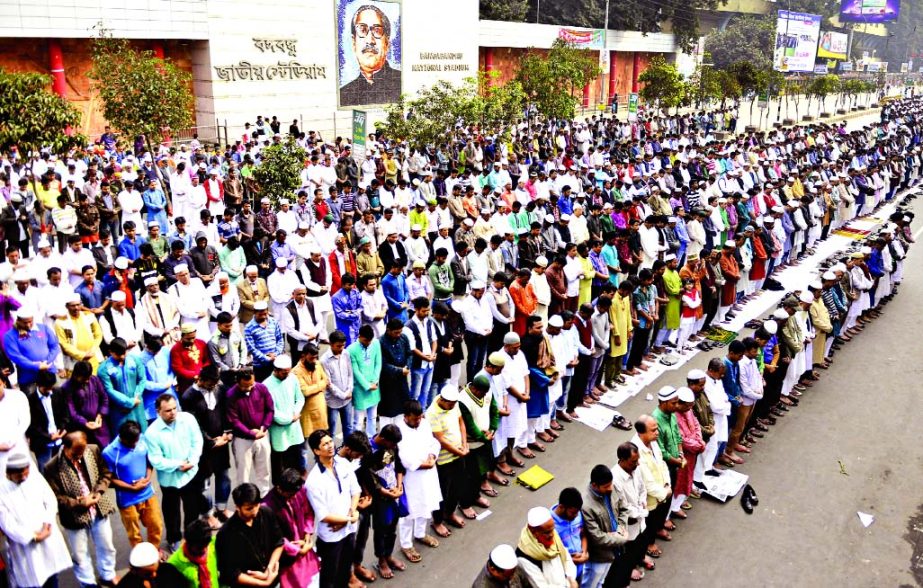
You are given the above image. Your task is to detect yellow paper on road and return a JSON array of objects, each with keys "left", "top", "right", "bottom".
[{"left": 517, "top": 465, "right": 555, "bottom": 491}]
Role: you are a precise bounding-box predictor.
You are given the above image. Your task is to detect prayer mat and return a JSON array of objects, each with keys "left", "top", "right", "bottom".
[
  {"left": 704, "top": 327, "right": 738, "bottom": 345},
  {"left": 832, "top": 227, "right": 872, "bottom": 239},
  {"left": 516, "top": 465, "right": 555, "bottom": 491}
]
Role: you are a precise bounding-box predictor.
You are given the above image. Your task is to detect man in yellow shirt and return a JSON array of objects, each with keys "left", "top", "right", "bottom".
[{"left": 55, "top": 292, "right": 104, "bottom": 374}]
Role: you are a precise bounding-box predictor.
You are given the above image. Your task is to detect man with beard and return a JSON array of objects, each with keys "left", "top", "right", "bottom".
[{"left": 516, "top": 507, "right": 578, "bottom": 587}]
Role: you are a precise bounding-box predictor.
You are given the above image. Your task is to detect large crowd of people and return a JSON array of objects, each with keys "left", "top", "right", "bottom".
[{"left": 0, "top": 94, "right": 917, "bottom": 588}]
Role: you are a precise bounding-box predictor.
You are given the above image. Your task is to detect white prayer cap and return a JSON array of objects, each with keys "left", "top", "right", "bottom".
[
  {"left": 668, "top": 216, "right": 678, "bottom": 223},
  {"left": 174, "top": 263, "right": 188, "bottom": 274},
  {"left": 762, "top": 320, "right": 778, "bottom": 335},
  {"left": 411, "top": 224, "right": 422, "bottom": 232},
  {"left": 37, "top": 237, "right": 51, "bottom": 249},
  {"left": 216, "top": 272, "right": 229, "bottom": 282},
  {"left": 470, "top": 280, "right": 486, "bottom": 290},
  {"left": 723, "top": 240, "right": 736, "bottom": 248},
  {"left": 860, "top": 246, "right": 872, "bottom": 254},
  {"left": 144, "top": 276, "right": 159, "bottom": 287},
  {"left": 129, "top": 542, "right": 161, "bottom": 568},
  {"left": 13, "top": 307, "right": 34, "bottom": 320},
  {"left": 66, "top": 292, "right": 82, "bottom": 304},
  {"left": 664, "top": 254, "right": 676, "bottom": 262},
  {"left": 772, "top": 308, "right": 790, "bottom": 320},
  {"left": 822, "top": 271, "right": 837, "bottom": 281},
  {"left": 799, "top": 291, "right": 815, "bottom": 304},
  {"left": 771, "top": 206, "right": 784, "bottom": 213},
  {"left": 832, "top": 263, "right": 847, "bottom": 273},
  {"left": 12, "top": 270, "right": 29, "bottom": 282},
  {"left": 527, "top": 507, "right": 552, "bottom": 528},
  {"left": 560, "top": 214, "right": 571, "bottom": 222},
  {"left": 115, "top": 257, "right": 129, "bottom": 270},
  {"left": 261, "top": 197, "right": 271, "bottom": 204},
  {"left": 298, "top": 221, "right": 311, "bottom": 230},
  {"left": 180, "top": 323, "right": 197, "bottom": 334},
  {"left": 503, "top": 332, "right": 520, "bottom": 345},
  {"left": 676, "top": 387, "right": 694, "bottom": 403},
  {"left": 307, "top": 246, "right": 321, "bottom": 256},
  {"left": 764, "top": 217, "right": 776, "bottom": 225},
  {"left": 279, "top": 198, "right": 289, "bottom": 205},
  {"left": 111, "top": 291, "right": 126, "bottom": 302},
  {"left": 903, "top": 215, "right": 911, "bottom": 222},
  {"left": 253, "top": 300, "right": 269, "bottom": 310},
  {"left": 548, "top": 315, "right": 564, "bottom": 328},
  {"left": 245, "top": 265, "right": 259, "bottom": 274},
  {"left": 273, "top": 355, "right": 292, "bottom": 369},
  {"left": 687, "top": 368, "right": 706, "bottom": 380},
  {"left": 535, "top": 256, "right": 548, "bottom": 268},
  {"left": 489, "top": 544, "right": 519, "bottom": 571},
  {"left": 275, "top": 258, "right": 288, "bottom": 268},
  {"left": 544, "top": 214, "right": 554, "bottom": 223},
  {"left": 809, "top": 280, "right": 823, "bottom": 290},
  {"left": 147, "top": 220, "right": 160, "bottom": 228},
  {"left": 658, "top": 385, "right": 678, "bottom": 401},
  {"left": 463, "top": 219, "right": 474, "bottom": 227},
  {"left": 440, "top": 384, "right": 460, "bottom": 402}
]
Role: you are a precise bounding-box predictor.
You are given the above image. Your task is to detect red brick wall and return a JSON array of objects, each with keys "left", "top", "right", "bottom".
[
  {"left": 479, "top": 47, "right": 654, "bottom": 108},
  {"left": 0, "top": 38, "right": 194, "bottom": 140}
]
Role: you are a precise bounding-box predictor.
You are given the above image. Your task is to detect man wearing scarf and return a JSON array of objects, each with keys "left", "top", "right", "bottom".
[
  {"left": 262, "top": 468, "right": 321, "bottom": 588},
  {"left": 166, "top": 518, "right": 220, "bottom": 588},
  {"left": 516, "top": 506, "right": 578, "bottom": 588},
  {"left": 138, "top": 278, "right": 181, "bottom": 346}
]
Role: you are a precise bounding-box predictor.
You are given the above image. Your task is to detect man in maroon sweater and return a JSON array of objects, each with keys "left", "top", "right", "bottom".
[{"left": 226, "top": 370, "right": 275, "bottom": 496}]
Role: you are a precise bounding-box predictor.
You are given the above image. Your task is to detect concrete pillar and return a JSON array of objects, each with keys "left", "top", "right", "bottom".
[
  {"left": 608, "top": 51, "right": 618, "bottom": 104},
  {"left": 153, "top": 42, "right": 165, "bottom": 59},
  {"left": 48, "top": 40, "right": 66, "bottom": 97},
  {"left": 631, "top": 52, "right": 641, "bottom": 94},
  {"left": 582, "top": 82, "right": 590, "bottom": 108}
]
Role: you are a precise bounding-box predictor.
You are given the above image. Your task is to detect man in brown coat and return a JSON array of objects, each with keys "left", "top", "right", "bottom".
[
  {"left": 236, "top": 264, "right": 270, "bottom": 325},
  {"left": 45, "top": 430, "right": 118, "bottom": 587}
]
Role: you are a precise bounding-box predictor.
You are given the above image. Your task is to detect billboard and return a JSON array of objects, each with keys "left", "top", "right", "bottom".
[
  {"left": 336, "top": 0, "right": 403, "bottom": 108},
  {"left": 557, "top": 28, "right": 606, "bottom": 50},
  {"left": 818, "top": 31, "right": 849, "bottom": 60},
  {"left": 774, "top": 11, "right": 823, "bottom": 73},
  {"left": 840, "top": 0, "right": 900, "bottom": 23}
]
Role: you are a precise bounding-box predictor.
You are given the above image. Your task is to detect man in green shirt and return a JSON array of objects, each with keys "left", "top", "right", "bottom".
[
  {"left": 652, "top": 385, "right": 683, "bottom": 475},
  {"left": 264, "top": 354, "right": 305, "bottom": 483},
  {"left": 428, "top": 248, "right": 455, "bottom": 304},
  {"left": 166, "top": 517, "right": 220, "bottom": 587}
]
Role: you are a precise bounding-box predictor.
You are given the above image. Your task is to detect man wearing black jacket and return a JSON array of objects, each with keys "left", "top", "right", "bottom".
[{"left": 27, "top": 370, "right": 68, "bottom": 472}]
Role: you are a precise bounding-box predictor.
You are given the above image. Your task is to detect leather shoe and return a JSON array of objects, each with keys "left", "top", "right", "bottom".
[
  {"left": 746, "top": 484, "right": 759, "bottom": 506},
  {"left": 740, "top": 488, "right": 754, "bottom": 514}
]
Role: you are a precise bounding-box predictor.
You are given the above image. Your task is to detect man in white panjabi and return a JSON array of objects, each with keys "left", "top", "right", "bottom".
[
  {"left": 168, "top": 263, "right": 211, "bottom": 341},
  {"left": 0, "top": 452, "right": 73, "bottom": 588},
  {"left": 395, "top": 402, "right": 443, "bottom": 563},
  {"left": 531, "top": 256, "right": 551, "bottom": 322},
  {"left": 267, "top": 257, "right": 300, "bottom": 318},
  {"left": 137, "top": 277, "right": 182, "bottom": 346}
]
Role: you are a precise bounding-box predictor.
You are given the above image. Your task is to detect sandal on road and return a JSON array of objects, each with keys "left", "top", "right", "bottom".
[
  {"left": 416, "top": 535, "right": 439, "bottom": 548},
  {"left": 401, "top": 548, "right": 422, "bottom": 563}
]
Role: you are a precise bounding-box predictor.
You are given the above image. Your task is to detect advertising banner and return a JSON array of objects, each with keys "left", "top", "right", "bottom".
[
  {"left": 352, "top": 110, "right": 367, "bottom": 160},
  {"left": 840, "top": 0, "right": 900, "bottom": 23},
  {"left": 557, "top": 28, "right": 605, "bottom": 50},
  {"left": 818, "top": 31, "right": 849, "bottom": 60},
  {"left": 774, "top": 11, "right": 823, "bottom": 73}
]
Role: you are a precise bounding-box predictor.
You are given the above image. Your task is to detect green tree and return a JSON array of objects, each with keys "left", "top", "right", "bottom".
[
  {"left": 516, "top": 39, "right": 599, "bottom": 120},
  {"left": 0, "top": 69, "right": 83, "bottom": 190},
  {"left": 704, "top": 16, "right": 775, "bottom": 71},
  {"left": 89, "top": 29, "right": 194, "bottom": 189},
  {"left": 638, "top": 57, "right": 686, "bottom": 113},
  {"left": 716, "top": 70, "right": 743, "bottom": 107},
  {"left": 377, "top": 80, "right": 471, "bottom": 147},
  {"left": 461, "top": 72, "right": 526, "bottom": 137},
  {"left": 687, "top": 61, "right": 723, "bottom": 108},
  {"left": 808, "top": 74, "right": 840, "bottom": 114},
  {"left": 480, "top": 0, "right": 529, "bottom": 21},
  {"left": 251, "top": 139, "right": 307, "bottom": 205}
]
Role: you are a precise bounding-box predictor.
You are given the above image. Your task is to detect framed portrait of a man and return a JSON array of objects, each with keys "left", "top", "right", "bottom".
[{"left": 336, "top": 0, "right": 402, "bottom": 107}]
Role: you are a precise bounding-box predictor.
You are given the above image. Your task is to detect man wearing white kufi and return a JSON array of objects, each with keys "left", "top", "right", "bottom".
[
  {"left": 167, "top": 263, "right": 211, "bottom": 340},
  {"left": 206, "top": 272, "right": 241, "bottom": 332},
  {"left": 298, "top": 247, "right": 334, "bottom": 339},
  {"left": 267, "top": 257, "right": 300, "bottom": 318},
  {"left": 100, "top": 290, "right": 142, "bottom": 350},
  {"left": 395, "top": 399, "right": 443, "bottom": 562},
  {"left": 495, "top": 332, "right": 532, "bottom": 462},
  {"left": 137, "top": 276, "right": 181, "bottom": 345},
  {"left": 0, "top": 451, "right": 73, "bottom": 588},
  {"left": 531, "top": 256, "right": 551, "bottom": 322},
  {"left": 517, "top": 506, "right": 578, "bottom": 588}
]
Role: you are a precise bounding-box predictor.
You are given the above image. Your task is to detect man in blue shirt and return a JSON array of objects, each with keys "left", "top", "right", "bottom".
[
  {"left": 102, "top": 420, "right": 164, "bottom": 549},
  {"left": 243, "top": 300, "right": 284, "bottom": 382},
  {"left": 3, "top": 307, "right": 59, "bottom": 394},
  {"left": 331, "top": 273, "right": 362, "bottom": 346},
  {"left": 75, "top": 265, "right": 107, "bottom": 314},
  {"left": 551, "top": 487, "right": 588, "bottom": 582},
  {"left": 381, "top": 261, "right": 410, "bottom": 322}
]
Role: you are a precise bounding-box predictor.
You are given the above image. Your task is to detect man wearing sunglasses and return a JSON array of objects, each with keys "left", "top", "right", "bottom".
[{"left": 340, "top": 4, "right": 402, "bottom": 106}]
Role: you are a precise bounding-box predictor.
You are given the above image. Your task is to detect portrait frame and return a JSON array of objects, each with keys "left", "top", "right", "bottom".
[{"left": 335, "top": 0, "right": 403, "bottom": 108}]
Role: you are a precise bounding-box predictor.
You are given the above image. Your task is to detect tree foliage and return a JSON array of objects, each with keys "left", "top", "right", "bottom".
[
  {"left": 251, "top": 139, "right": 308, "bottom": 205},
  {"left": 479, "top": 0, "right": 530, "bottom": 21},
  {"left": 376, "top": 74, "right": 526, "bottom": 147},
  {"left": 0, "top": 69, "right": 82, "bottom": 155},
  {"left": 686, "top": 62, "right": 723, "bottom": 107},
  {"left": 516, "top": 39, "right": 600, "bottom": 120},
  {"left": 89, "top": 30, "right": 194, "bottom": 149},
  {"left": 704, "top": 16, "right": 774, "bottom": 71},
  {"left": 638, "top": 57, "right": 687, "bottom": 111}
]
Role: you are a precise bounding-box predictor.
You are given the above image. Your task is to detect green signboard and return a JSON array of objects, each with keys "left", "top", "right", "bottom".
[
  {"left": 352, "top": 110, "right": 367, "bottom": 159},
  {"left": 628, "top": 93, "right": 639, "bottom": 113}
]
